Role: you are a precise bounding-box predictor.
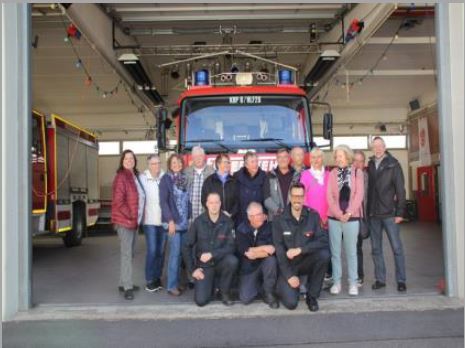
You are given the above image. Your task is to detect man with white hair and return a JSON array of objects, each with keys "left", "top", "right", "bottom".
[
  {"left": 236, "top": 202, "right": 278, "bottom": 308},
  {"left": 367, "top": 136, "right": 407, "bottom": 292},
  {"left": 185, "top": 146, "right": 214, "bottom": 222}
]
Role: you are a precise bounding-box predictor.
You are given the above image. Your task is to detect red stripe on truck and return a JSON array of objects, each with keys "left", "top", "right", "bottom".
[
  {"left": 57, "top": 211, "right": 71, "bottom": 220},
  {"left": 88, "top": 208, "right": 99, "bottom": 216}
]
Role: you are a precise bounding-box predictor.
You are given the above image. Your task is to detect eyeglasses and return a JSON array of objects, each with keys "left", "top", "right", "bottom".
[
  {"left": 221, "top": 160, "right": 231, "bottom": 164},
  {"left": 290, "top": 194, "right": 305, "bottom": 199}
]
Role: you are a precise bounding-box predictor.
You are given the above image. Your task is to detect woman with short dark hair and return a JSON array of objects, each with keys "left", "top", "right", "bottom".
[{"left": 111, "top": 149, "right": 145, "bottom": 300}]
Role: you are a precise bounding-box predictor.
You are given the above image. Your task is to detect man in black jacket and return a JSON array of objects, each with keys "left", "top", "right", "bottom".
[
  {"left": 273, "top": 183, "right": 330, "bottom": 312},
  {"left": 201, "top": 153, "right": 238, "bottom": 219},
  {"left": 367, "top": 137, "right": 407, "bottom": 292},
  {"left": 234, "top": 151, "right": 267, "bottom": 227},
  {"left": 236, "top": 202, "right": 278, "bottom": 308},
  {"left": 183, "top": 192, "right": 238, "bottom": 306}
]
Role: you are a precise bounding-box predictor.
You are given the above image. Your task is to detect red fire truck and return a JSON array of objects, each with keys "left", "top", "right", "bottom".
[
  {"left": 156, "top": 56, "right": 332, "bottom": 167},
  {"left": 32, "top": 110, "right": 100, "bottom": 247}
]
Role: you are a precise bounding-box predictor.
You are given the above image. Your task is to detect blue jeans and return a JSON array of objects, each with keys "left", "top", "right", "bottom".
[
  {"left": 328, "top": 219, "right": 359, "bottom": 285},
  {"left": 370, "top": 217, "right": 406, "bottom": 283},
  {"left": 167, "top": 230, "right": 187, "bottom": 291},
  {"left": 143, "top": 225, "right": 167, "bottom": 283}
]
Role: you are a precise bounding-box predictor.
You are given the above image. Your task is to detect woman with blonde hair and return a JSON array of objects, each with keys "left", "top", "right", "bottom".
[{"left": 327, "top": 145, "right": 364, "bottom": 296}]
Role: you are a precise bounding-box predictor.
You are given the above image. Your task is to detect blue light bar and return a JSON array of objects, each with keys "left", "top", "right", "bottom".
[
  {"left": 278, "top": 69, "right": 293, "bottom": 85},
  {"left": 194, "top": 69, "right": 209, "bottom": 86}
]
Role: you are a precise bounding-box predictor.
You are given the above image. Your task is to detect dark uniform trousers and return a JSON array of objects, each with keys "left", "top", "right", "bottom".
[
  {"left": 276, "top": 248, "right": 330, "bottom": 310},
  {"left": 239, "top": 256, "right": 277, "bottom": 304},
  {"left": 194, "top": 254, "right": 238, "bottom": 307}
]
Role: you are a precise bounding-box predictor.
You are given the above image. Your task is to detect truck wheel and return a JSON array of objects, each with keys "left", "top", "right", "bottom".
[{"left": 63, "top": 203, "right": 86, "bottom": 247}]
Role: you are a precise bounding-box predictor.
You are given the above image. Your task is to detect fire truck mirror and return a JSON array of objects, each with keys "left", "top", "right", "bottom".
[
  {"left": 323, "top": 112, "right": 333, "bottom": 140},
  {"left": 157, "top": 108, "right": 169, "bottom": 150}
]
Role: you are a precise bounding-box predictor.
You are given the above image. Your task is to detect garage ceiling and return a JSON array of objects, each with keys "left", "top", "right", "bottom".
[{"left": 32, "top": 3, "right": 437, "bottom": 138}]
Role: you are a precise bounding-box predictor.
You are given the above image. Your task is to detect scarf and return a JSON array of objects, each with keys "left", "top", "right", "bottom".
[
  {"left": 171, "top": 172, "right": 188, "bottom": 192},
  {"left": 337, "top": 167, "right": 351, "bottom": 213},
  {"left": 336, "top": 167, "right": 351, "bottom": 190},
  {"left": 310, "top": 166, "right": 325, "bottom": 185}
]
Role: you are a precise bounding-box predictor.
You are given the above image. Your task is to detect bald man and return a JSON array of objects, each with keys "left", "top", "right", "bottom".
[{"left": 236, "top": 202, "right": 278, "bottom": 308}]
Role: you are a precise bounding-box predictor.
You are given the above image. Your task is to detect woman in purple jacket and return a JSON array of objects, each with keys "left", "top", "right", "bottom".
[{"left": 159, "top": 154, "right": 190, "bottom": 296}]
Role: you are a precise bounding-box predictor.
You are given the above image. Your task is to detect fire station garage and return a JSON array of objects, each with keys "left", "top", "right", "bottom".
[{"left": 2, "top": 3, "right": 464, "bottom": 321}]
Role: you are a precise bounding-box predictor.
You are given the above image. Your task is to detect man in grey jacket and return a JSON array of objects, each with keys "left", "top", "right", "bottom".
[{"left": 264, "top": 149, "right": 299, "bottom": 221}]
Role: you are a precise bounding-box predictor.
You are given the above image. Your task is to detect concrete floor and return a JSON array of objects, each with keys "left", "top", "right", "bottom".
[
  {"left": 5, "top": 306, "right": 464, "bottom": 347},
  {"left": 32, "top": 221, "right": 444, "bottom": 306}
]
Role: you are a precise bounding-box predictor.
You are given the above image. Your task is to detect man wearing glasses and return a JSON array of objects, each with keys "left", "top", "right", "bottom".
[
  {"left": 236, "top": 202, "right": 279, "bottom": 308},
  {"left": 273, "top": 182, "right": 330, "bottom": 312}
]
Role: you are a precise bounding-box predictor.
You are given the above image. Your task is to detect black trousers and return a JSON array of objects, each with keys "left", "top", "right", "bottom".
[
  {"left": 194, "top": 254, "right": 238, "bottom": 307},
  {"left": 357, "top": 234, "right": 364, "bottom": 280},
  {"left": 276, "top": 249, "right": 330, "bottom": 310},
  {"left": 239, "top": 256, "right": 277, "bottom": 304}
]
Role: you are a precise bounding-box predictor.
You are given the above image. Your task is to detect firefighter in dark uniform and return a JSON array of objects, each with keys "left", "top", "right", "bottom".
[
  {"left": 182, "top": 192, "right": 238, "bottom": 307},
  {"left": 236, "top": 202, "right": 278, "bottom": 308},
  {"left": 273, "top": 182, "right": 330, "bottom": 312}
]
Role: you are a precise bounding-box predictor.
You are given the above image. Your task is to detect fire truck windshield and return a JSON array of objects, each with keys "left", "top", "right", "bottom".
[{"left": 181, "top": 95, "right": 310, "bottom": 152}]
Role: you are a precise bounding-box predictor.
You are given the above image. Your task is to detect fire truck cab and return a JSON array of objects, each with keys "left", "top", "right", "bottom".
[{"left": 157, "top": 63, "right": 333, "bottom": 169}]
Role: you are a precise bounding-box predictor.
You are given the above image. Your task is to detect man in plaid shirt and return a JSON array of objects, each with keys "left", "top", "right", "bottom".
[{"left": 185, "top": 146, "right": 214, "bottom": 223}]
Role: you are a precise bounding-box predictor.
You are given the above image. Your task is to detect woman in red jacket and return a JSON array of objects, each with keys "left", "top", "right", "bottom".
[{"left": 112, "top": 149, "right": 145, "bottom": 300}]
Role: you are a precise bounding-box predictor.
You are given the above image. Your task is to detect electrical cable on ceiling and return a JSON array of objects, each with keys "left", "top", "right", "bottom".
[{"left": 59, "top": 14, "right": 153, "bottom": 131}]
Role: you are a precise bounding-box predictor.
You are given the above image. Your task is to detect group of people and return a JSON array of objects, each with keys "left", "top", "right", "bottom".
[{"left": 111, "top": 137, "right": 407, "bottom": 312}]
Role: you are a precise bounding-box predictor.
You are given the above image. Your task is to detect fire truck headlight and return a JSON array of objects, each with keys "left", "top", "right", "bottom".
[{"left": 235, "top": 72, "right": 254, "bottom": 86}]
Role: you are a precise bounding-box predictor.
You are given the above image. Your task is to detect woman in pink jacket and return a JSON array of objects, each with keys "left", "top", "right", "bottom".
[
  {"left": 300, "top": 147, "right": 330, "bottom": 225},
  {"left": 327, "top": 145, "right": 364, "bottom": 297}
]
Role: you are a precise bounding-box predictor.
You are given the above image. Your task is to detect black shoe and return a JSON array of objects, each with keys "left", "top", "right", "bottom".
[
  {"left": 397, "top": 282, "right": 407, "bottom": 292},
  {"left": 153, "top": 278, "right": 163, "bottom": 291},
  {"left": 264, "top": 293, "right": 279, "bottom": 309},
  {"left": 145, "top": 281, "right": 161, "bottom": 292},
  {"left": 221, "top": 293, "right": 234, "bottom": 306},
  {"left": 119, "top": 285, "right": 140, "bottom": 292},
  {"left": 372, "top": 281, "right": 386, "bottom": 290},
  {"left": 306, "top": 296, "right": 319, "bottom": 312},
  {"left": 124, "top": 289, "right": 134, "bottom": 300}
]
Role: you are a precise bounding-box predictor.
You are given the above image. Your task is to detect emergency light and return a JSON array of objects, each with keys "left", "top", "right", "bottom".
[
  {"left": 194, "top": 69, "right": 209, "bottom": 86},
  {"left": 278, "top": 69, "right": 293, "bottom": 85}
]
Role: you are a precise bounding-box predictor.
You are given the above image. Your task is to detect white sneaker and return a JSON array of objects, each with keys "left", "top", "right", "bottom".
[
  {"left": 349, "top": 284, "right": 359, "bottom": 296},
  {"left": 330, "top": 283, "right": 341, "bottom": 295}
]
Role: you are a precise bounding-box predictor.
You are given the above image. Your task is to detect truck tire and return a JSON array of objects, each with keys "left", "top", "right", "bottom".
[{"left": 63, "top": 202, "right": 86, "bottom": 247}]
